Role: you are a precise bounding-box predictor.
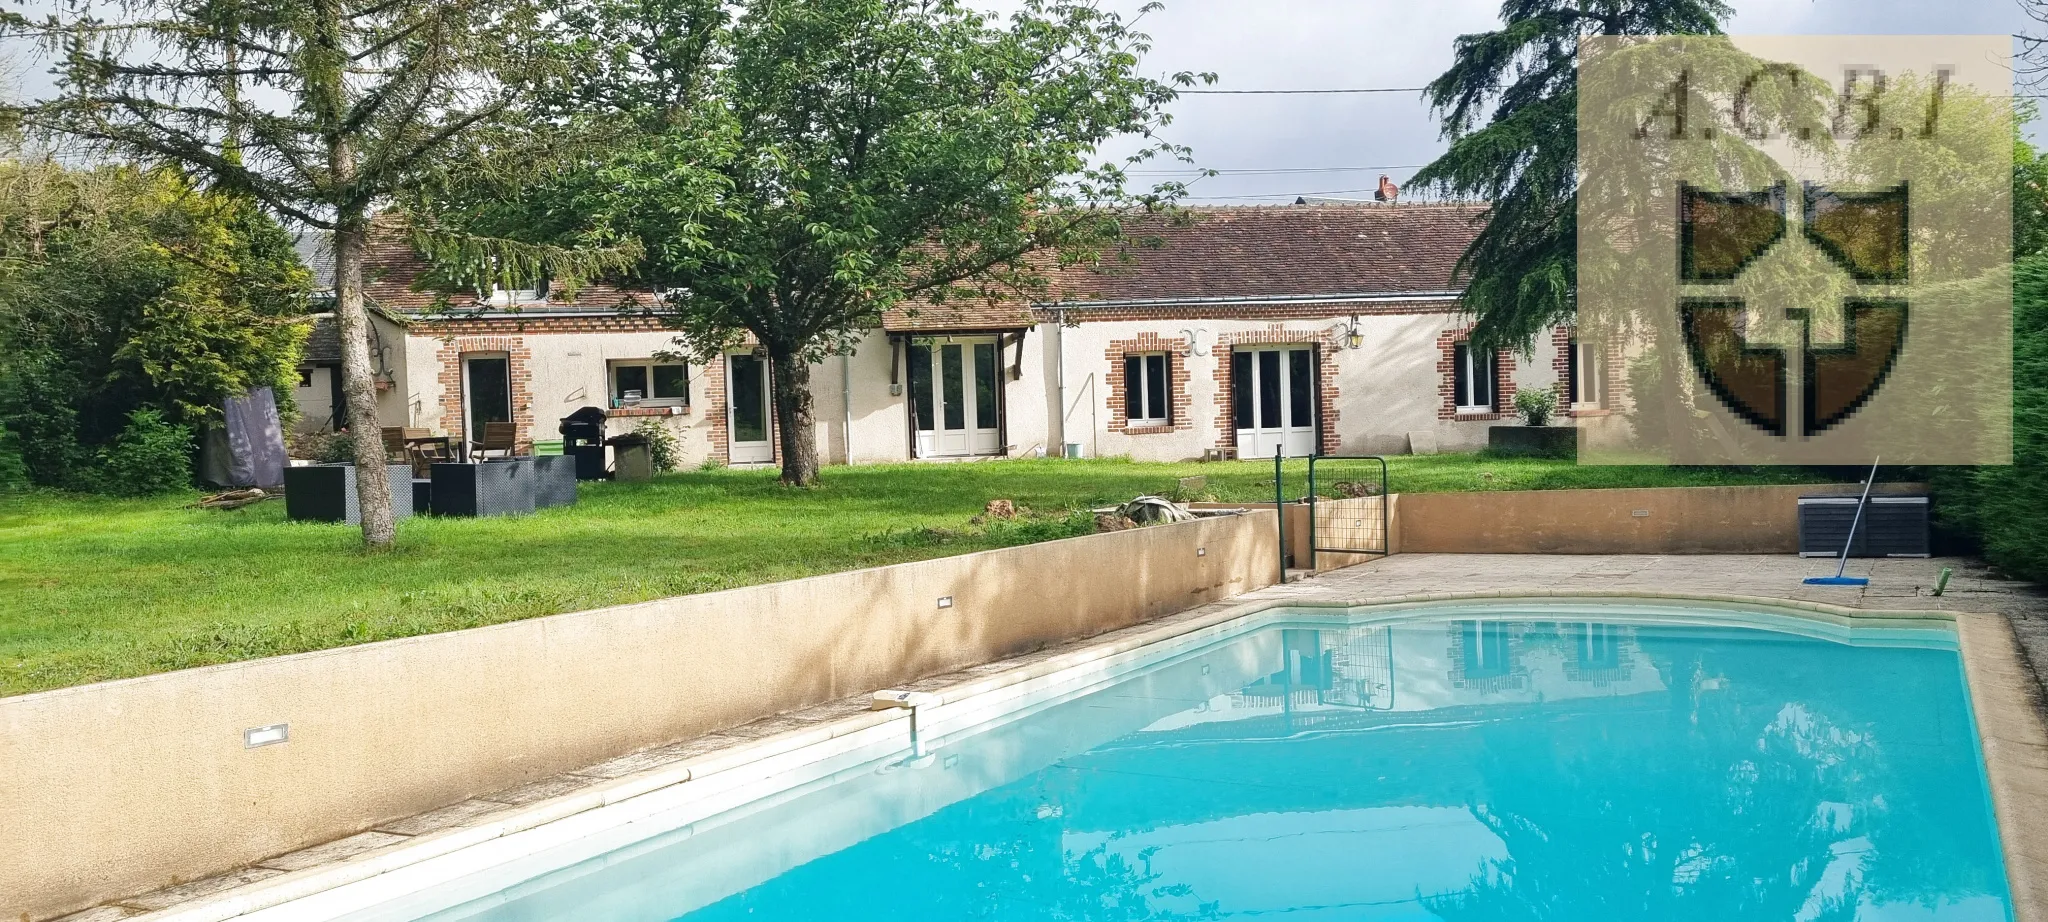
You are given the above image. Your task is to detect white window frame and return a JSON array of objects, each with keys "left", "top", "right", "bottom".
[
  {"left": 1125, "top": 351, "right": 1172, "bottom": 426},
  {"left": 1571, "top": 339, "right": 1605, "bottom": 409},
  {"left": 1453, "top": 343, "right": 1496, "bottom": 413},
  {"left": 608, "top": 359, "right": 690, "bottom": 408}
]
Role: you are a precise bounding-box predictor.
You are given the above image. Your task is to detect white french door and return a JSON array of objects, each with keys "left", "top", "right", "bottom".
[
  {"left": 1232, "top": 346, "right": 1318, "bottom": 458},
  {"left": 907, "top": 337, "right": 1002, "bottom": 458},
  {"left": 726, "top": 352, "right": 774, "bottom": 464}
]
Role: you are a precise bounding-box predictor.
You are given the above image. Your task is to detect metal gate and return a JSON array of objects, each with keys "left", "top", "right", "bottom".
[{"left": 1308, "top": 455, "right": 1390, "bottom": 560}]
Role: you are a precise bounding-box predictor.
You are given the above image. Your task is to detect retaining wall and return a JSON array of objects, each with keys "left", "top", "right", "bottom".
[
  {"left": 3, "top": 512, "right": 1277, "bottom": 922},
  {"left": 1395, "top": 483, "right": 1926, "bottom": 554}
]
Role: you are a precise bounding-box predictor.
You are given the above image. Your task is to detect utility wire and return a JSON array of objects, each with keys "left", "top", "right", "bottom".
[
  {"left": 1178, "top": 87, "right": 1429, "bottom": 95},
  {"left": 1127, "top": 164, "right": 1428, "bottom": 176}
]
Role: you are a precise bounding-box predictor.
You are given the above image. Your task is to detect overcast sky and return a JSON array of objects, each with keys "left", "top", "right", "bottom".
[
  {"left": 1091, "top": 0, "right": 2041, "bottom": 202},
  {"left": 6, "top": 0, "right": 2039, "bottom": 202}
]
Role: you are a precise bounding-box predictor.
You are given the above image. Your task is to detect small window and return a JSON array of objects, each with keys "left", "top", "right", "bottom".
[
  {"left": 484, "top": 272, "right": 549, "bottom": 305},
  {"left": 1569, "top": 339, "right": 1604, "bottom": 408},
  {"left": 296, "top": 368, "right": 315, "bottom": 389},
  {"left": 609, "top": 360, "right": 689, "bottom": 407},
  {"left": 1123, "top": 352, "right": 1172, "bottom": 426},
  {"left": 1453, "top": 343, "right": 1496, "bottom": 412}
]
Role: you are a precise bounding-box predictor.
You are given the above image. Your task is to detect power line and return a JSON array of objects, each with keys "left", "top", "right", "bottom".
[
  {"left": 1128, "top": 164, "right": 1428, "bottom": 176},
  {"left": 1178, "top": 87, "right": 1428, "bottom": 95}
]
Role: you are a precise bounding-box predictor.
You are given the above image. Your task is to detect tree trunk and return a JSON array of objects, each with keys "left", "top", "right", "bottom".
[
  {"left": 332, "top": 212, "right": 396, "bottom": 547},
  {"left": 769, "top": 350, "right": 820, "bottom": 486}
]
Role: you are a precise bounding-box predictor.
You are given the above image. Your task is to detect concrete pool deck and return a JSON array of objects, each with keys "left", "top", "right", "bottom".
[{"left": 63, "top": 553, "right": 2048, "bottom": 922}]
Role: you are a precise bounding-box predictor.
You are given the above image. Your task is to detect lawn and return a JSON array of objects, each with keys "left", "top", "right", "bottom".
[{"left": 0, "top": 455, "right": 1837, "bottom": 696}]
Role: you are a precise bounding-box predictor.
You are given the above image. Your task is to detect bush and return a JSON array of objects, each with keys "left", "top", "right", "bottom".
[
  {"left": 1931, "top": 255, "right": 2048, "bottom": 579},
  {"left": 97, "top": 409, "right": 193, "bottom": 496},
  {"left": 1513, "top": 387, "right": 1557, "bottom": 427},
  {"left": 636, "top": 419, "right": 682, "bottom": 473}
]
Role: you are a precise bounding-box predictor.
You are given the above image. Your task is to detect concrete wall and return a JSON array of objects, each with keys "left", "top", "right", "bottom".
[
  {"left": 0, "top": 513, "right": 1277, "bottom": 922},
  {"left": 1395, "top": 483, "right": 1927, "bottom": 555}
]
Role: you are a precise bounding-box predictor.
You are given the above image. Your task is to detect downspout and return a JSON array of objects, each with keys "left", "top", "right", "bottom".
[
  {"left": 841, "top": 351, "right": 853, "bottom": 465},
  {"left": 1054, "top": 307, "right": 1068, "bottom": 458}
]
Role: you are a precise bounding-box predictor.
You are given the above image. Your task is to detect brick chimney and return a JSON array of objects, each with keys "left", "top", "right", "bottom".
[{"left": 1374, "top": 175, "right": 1400, "bottom": 202}]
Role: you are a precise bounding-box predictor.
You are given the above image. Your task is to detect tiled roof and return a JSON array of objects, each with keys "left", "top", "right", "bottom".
[
  {"left": 294, "top": 230, "right": 335, "bottom": 293},
  {"left": 357, "top": 202, "right": 1487, "bottom": 329},
  {"left": 1044, "top": 203, "right": 1487, "bottom": 304}
]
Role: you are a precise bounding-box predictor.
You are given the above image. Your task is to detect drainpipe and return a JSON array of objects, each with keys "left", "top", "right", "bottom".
[
  {"left": 841, "top": 351, "right": 854, "bottom": 465},
  {"left": 1053, "top": 308, "right": 1068, "bottom": 458}
]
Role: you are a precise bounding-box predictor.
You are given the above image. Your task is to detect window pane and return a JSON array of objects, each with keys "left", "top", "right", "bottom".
[
  {"left": 729, "top": 355, "right": 767, "bottom": 443},
  {"left": 1567, "top": 340, "right": 1580, "bottom": 404},
  {"left": 1232, "top": 350, "right": 1253, "bottom": 429},
  {"left": 1454, "top": 344, "right": 1472, "bottom": 406},
  {"left": 1478, "top": 351, "right": 1495, "bottom": 408},
  {"left": 941, "top": 344, "right": 965, "bottom": 431},
  {"left": 1288, "top": 349, "right": 1312, "bottom": 427},
  {"left": 653, "top": 364, "right": 688, "bottom": 400},
  {"left": 973, "top": 343, "right": 997, "bottom": 429},
  {"left": 908, "top": 344, "right": 934, "bottom": 431},
  {"left": 1145, "top": 354, "right": 1168, "bottom": 421},
  {"left": 614, "top": 365, "right": 648, "bottom": 402},
  {"left": 1258, "top": 350, "right": 1281, "bottom": 429},
  {"left": 1124, "top": 355, "right": 1143, "bottom": 420}
]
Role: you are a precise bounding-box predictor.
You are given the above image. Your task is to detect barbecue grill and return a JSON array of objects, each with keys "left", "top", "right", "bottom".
[{"left": 559, "top": 407, "right": 611, "bottom": 480}]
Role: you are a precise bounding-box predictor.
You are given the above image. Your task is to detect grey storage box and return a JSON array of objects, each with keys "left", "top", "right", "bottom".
[
  {"left": 531, "top": 454, "right": 578, "bottom": 509},
  {"left": 430, "top": 459, "right": 538, "bottom": 517},
  {"left": 1798, "top": 494, "right": 1931, "bottom": 558},
  {"left": 283, "top": 463, "right": 415, "bottom": 525}
]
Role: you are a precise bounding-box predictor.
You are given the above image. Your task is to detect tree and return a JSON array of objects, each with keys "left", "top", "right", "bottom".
[
  {"left": 1409, "top": 0, "right": 1732, "bottom": 353},
  {"left": 0, "top": 154, "right": 310, "bottom": 489},
  {"left": 450, "top": 0, "right": 1205, "bottom": 486},
  {"left": 8, "top": 0, "right": 624, "bottom": 544}
]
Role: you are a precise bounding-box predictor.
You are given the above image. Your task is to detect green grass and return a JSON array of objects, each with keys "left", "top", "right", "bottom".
[{"left": 0, "top": 455, "right": 1835, "bottom": 696}]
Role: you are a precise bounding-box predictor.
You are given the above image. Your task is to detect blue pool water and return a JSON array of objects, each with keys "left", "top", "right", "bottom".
[{"left": 377, "top": 611, "right": 2012, "bottom": 922}]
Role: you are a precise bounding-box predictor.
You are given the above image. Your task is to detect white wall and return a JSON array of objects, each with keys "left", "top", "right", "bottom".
[
  {"left": 392, "top": 311, "right": 1577, "bottom": 467},
  {"left": 1049, "top": 313, "right": 1570, "bottom": 461}
]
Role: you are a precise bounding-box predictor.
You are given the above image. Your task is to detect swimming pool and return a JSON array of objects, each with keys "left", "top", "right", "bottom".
[{"left": 325, "top": 605, "right": 2012, "bottom": 922}]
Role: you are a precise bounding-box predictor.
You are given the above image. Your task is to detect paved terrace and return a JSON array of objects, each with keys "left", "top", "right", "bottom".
[{"left": 62, "top": 554, "right": 2048, "bottom": 922}]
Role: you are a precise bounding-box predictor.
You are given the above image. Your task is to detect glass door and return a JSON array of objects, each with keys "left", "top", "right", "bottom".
[
  {"left": 726, "top": 353, "right": 773, "bottom": 464},
  {"left": 908, "top": 337, "right": 1001, "bottom": 458},
  {"left": 462, "top": 355, "right": 511, "bottom": 446},
  {"left": 1231, "top": 346, "right": 1317, "bottom": 458}
]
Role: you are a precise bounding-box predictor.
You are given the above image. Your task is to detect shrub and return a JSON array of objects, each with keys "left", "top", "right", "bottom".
[
  {"left": 1513, "top": 387, "right": 1557, "bottom": 427},
  {"left": 1930, "top": 255, "right": 2048, "bottom": 579},
  {"left": 636, "top": 419, "right": 682, "bottom": 473},
  {"left": 97, "top": 409, "right": 193, "bottom": 496}
]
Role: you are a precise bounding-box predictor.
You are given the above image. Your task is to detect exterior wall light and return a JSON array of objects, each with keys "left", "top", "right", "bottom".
[{"left": 1342, "top": 316, "right": 1365, "bottom": 350}]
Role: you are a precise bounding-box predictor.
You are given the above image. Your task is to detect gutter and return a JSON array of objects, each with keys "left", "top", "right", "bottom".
[{"left": 1035, "top": 290, "right": 1464, "bottom": 310}]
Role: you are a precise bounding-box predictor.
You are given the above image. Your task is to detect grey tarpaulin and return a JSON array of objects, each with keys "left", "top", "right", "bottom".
[{"left": 201, "top": 387, "right": 287, "bottom": 488}]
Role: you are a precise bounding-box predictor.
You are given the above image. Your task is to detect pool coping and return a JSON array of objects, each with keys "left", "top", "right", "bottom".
[{"left": 105, "top": 588, "right": 2048, "bottom": 922}]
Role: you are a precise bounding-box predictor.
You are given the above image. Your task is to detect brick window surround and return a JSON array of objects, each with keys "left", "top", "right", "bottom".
[
  {"left": 1551, "top": 326, "right": 1626, "bottom": 419},
  {"left": 1106, "top": 334, "right": 1193, "bottom": 435},
  {"left": 1211, "top": 328, "right": 1341, "bottom": 457},
  {"left": 1437, "top": 325, "right": 1517, "bottom": 421},
  {"left": 435, "top": 335, "right": 536, "bottom": 453}
]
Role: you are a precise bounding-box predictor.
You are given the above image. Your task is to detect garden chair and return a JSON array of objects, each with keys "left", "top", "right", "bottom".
[
  {"left": 472, "top": 421, "right": 519, "bottom": 460},
  {"left": 403, "top": 427, "right": 452, "bottom": 476},
  {"left": 380, "top": 427, "right": 410, "bottom": 463}
]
